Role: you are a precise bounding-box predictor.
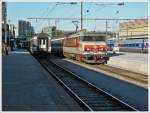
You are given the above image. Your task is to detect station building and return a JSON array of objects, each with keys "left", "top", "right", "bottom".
[{"left": 119, "top": 19, "right": 148, "bottom": 39}]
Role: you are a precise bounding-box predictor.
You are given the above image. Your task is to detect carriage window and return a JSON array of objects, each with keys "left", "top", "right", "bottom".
[
  {"left": 129, "top": 44, "right": 131, "bottom": 47},
  {"left": 43, "top": 39, "right": 45, "bottom": 45},
  {"left": 125, "top": 44, "right": 127, "bottom": 47},
  {"left": 136, "top": 43, "right": 139, "bottom": 47},
  {"left": 132, "top": 44, "right": 135, "bottom": 47}
]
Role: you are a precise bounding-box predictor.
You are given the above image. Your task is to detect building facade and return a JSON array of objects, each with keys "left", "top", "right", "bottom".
[
  {"left": 18, "top": 20, "right": 34, "bottom": 38},
  {"left": 119, "top": 19, "right": 148, "bottom": 39}
]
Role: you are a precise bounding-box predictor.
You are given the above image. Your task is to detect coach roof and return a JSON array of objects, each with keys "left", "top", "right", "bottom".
[
  {"left": 37, "top": 32, "right": 49, "bottom": 38},
  {"left": 69, "top": 32, "right": 106, "bottom": 37}
]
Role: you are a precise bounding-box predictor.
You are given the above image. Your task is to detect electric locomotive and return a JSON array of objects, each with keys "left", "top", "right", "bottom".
[{"left": 51, "top": 32, "right": 109, "bottom": 64}]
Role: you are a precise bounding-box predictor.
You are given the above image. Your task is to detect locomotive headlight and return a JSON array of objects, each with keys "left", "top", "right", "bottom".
[
  {"left": 33, "top": 36, "right": 37, "bottom": 40},
  {"left": 99, "top": 48, "right": 103, "bottom": 51},
  {"left": 85, "top": 48, "right": 91, "bottom": 51},
  {"left": 87, "top": 48, "right": 91, "bottom": 51}
]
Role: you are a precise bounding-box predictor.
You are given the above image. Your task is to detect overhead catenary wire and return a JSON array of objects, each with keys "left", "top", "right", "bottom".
[
  {"left": 34, "top": 3, "right": 52, "bottom": 32},
  {"left": 34, "top": 2, "right": 80, "bottom": 33},
  {"left": 35, "top": 3, "right": 58, "bottom": 33},
  {"left": 28, "top": 17, "right": 144, "bottom": 21}
]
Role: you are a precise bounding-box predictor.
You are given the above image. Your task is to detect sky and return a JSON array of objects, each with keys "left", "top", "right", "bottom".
[{"left": 7, "top": 2, "right": 148, "bottom": 35}]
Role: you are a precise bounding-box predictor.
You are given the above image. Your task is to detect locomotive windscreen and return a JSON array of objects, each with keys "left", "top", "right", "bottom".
[{"left": 81, "top": 36, "right": 105, "bottom": 41}]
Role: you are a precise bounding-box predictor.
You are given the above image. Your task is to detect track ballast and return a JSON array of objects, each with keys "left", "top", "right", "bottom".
[{"left": 34, "top": 52, "right": 137, "bottom": 111}]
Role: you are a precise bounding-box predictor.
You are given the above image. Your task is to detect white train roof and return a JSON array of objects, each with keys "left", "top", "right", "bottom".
[
  {"left": 51, "top": 37, "right": 65, "bottom": 41},
  {"left": 69, "top": 32, "right": 106, "bottom": 37}
]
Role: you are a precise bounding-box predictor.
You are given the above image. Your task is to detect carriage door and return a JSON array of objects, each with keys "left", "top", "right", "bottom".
[{"left": 41, "top": 39, "right": 46, "bottom": 50}]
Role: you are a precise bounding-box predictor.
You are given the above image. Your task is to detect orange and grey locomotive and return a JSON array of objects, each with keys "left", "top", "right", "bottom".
[{"left": 51, "top": 32, "right": 109, "bottom": 64}]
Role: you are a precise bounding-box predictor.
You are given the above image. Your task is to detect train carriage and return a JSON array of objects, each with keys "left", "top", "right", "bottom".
[
  {"left": 29, "top": 32, "right": 51, "bottom": 53},
  {"left": 107, "top": 38, "right": 148, "bottom": 53},
  {"left": 51, "top": 37, "right": 64, "bottom": 57},
  {"left": 118, "top": 38, "right": 148, "bottom": 53}
]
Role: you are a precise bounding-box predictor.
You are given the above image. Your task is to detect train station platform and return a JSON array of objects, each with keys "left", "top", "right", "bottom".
[
  {"left": 107, "top": 52, "right": 148, "bottom": 75},
  {"left": 2, "top": 49, "right": 82, "bottom": 111}
]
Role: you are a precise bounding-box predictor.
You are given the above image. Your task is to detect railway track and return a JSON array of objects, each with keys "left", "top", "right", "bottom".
[{"left": 34, "top": 53, "right": 137, "bottom": 111}]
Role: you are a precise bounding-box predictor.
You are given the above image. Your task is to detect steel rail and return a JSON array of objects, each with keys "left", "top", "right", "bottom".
[
  {"left": 48, "top": 59, "right": 138, "bottom": 111},
  {"left": 33, "top": 51, "right": 137, "bottom": 111},
  {"left": 37, "top": 59, "right": 92, "bottom": 111},
  {"left": 37, "top": 55, "right": 137, "bottom": 111}
]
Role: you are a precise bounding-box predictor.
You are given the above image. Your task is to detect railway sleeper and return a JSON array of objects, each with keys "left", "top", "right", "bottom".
[
  {"left": 44, "top": 58, "right": 137, "bottom": 111},
  {"left": 86, "top": 102, "right": 127, "bottom": 110},
  {"left": 93, "top": 106, "right": 127, "bottom": 111},
  {"left": 80, "top": 94, "right": 106, "bottom": 98},
  {"left": 83, "top": 99, "right": 119, "bottom": 105}
]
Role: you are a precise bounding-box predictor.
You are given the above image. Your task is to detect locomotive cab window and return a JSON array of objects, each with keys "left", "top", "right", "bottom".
[
  {"left": 81, "top": 36, "right": 105, "bottom": 41},
  {"left": 65, "top": 37, "right": 77, "bottom": 47},
  {"left": 95, "top": 36, "right": 105, "bottom": 41}
]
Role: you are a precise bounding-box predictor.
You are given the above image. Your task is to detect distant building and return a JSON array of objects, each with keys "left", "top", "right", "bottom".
[
  {"left": 119, "top": 19, "right": 148, "bottom": 39},
  {"left": 2, "top": 2, "right": 15, "bottom": 44},
  {"left": 2, "top": 2, "right": 7, "bottom": 23},
  {"left": 14, "top": 27, "right": 18, "bottom": 38},
  {"left": 18, "top": 20, "right": 27, "bottom": 37},
  {"left": 6, "top": 24, "right": 16, "bottom": 41},
  {"left": 43, "top": 26, "right": 56, "bottom": 38},
  {"left": 18, "top": 20, "right": 34, "bottom": 38},
  {"left": 30, "top": 26, "right": 35, "bottom": 36},
  {"left": 43, "top": 27, "right": 52, "bottom": 36},
  {"left": 9, "top": 24, "right": 15, "bottom": 37}
]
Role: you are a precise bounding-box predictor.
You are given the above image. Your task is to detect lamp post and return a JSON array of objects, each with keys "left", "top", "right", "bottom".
[
  {"left": 81, "top": 2, "right": 83, "bottom": 30},
  {"left": 114, "top": 10, "right": 119, "bottom": 41},
  {"left": 8, "top": 19, "right": 11, "bottom": 46}
]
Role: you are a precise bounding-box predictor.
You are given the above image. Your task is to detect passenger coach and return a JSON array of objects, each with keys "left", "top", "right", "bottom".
[
  {"left": 51, "top": 37, "right": 64, "bottom": 57},
  {"left": 29, "top": 32, "right": 51, "bottom": 53},
  {"left": 107, "top": 37, "right": 148, "bottom": 53}
]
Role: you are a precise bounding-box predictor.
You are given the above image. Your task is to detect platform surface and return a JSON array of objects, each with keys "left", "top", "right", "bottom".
[
  {"left": 2, "top": 49, "right": 82, "bottom": 111},
  {"left": 107, "top": 52, "right": 148, "bottom": 75}
]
